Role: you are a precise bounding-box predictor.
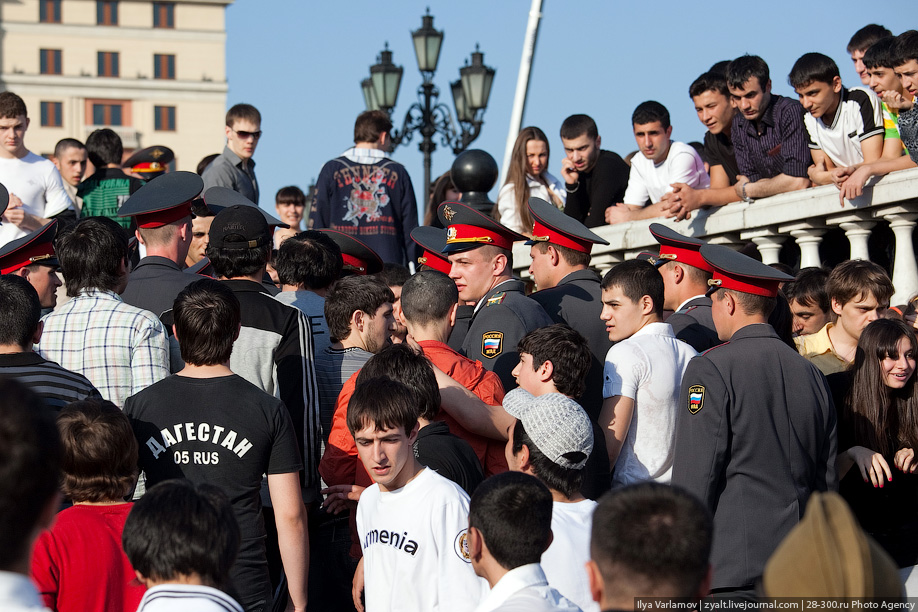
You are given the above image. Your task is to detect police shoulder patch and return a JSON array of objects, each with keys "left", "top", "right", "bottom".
[
  {"left": 688, "top": 385, "right": 705, "bottom": 414},
  {"left": 454, "top": 529, "right": 472, "bottom": 563},
  {"left": 481, "top": 331, "right": 503, "bottom": 358},
  {"left": 486, "top": 292, "right": 506, "bottom": 306}
]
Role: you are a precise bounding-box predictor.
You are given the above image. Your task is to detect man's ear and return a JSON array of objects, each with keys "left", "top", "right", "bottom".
[
  {"left": 352, "top": 309, "right": 365, "bottom": 332},
  {"left": 547, "top": 245, "right": 561, "bottom": 267},
  {"left": 407, "top": 420, "right": 420, "bottom": 445},
  {"left": 723, "top": 291, "right": 737, "bottom": 316},
  {"left": 537, "top": 359, "right": 554, "bottom": 383},
  {"left": 641, "top": 294, "right": 655, "bottom": 315},
  {"left": 517, "top": 443, "right": 533, "bottom": 473},
  {"left": 595, "top": 135, "right": 602, "bottom": 149},
  {"left": 586, "top": 559, "right": 605, "bottom": 604},
  {"left": 672, "top": 263, "right": 685, "bottom": 284},
  {"left": 32, "top": 320, "right": 44, "bottom": 345},
  {"left": 831, "top": 297, "right": 844, "bottom": 317},
  {"left": 493, "top": 252, "right": 508, "bottom": 277},
  {"left": 135, "top": 229, "right": 145, "bottom": 246},
  {"left": 831, "top": 75, "right": 843, "bottom": 94},
  {"left": 448, "top": 302, "right": 459, "bottom": 327},
  {"left": 665, "top": 125, "right": 673, "bottom": 139},
  {"left": 468, "top": 526, "right": 484, "bottom": 562},
  {"left": 224, "top": 124, "right": 233, "bottom": 141}
]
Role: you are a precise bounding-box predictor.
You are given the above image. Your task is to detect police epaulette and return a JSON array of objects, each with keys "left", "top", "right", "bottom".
[{"left": 486, "top": 292, "right": 506, "bottom": 306}]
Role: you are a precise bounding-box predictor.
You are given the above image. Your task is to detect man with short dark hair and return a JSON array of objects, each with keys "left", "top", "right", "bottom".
[
  {"left": 599, "top": 260, "right": 696, "bottom": 486},
  {"left": 664, "top": 68, "right": 741, "bottom": 221},
  {"left": 311, "top": 110, "right": 419, "bottom": 266},
  {"left": 889, "top": 31, "right": 918, "bottom": 165},
  {"left": 35, "top": 216, "right": 169, "bottom": 406},
  {"left": 672, "top": 245, "right": 836, "bottom": 599},
  {"left": 378, "top": 262, "right": 411, "bottom": 344},
  {"left": 605, "top": 101, "right": 708, "bottom": 224},
  {"left": 789, "top": 52, "right": 883, "bottom": 186},
  {"left": 469, "top": 471, "right": 581, "bottom": 612},
  {"left": 587, "top": 482, "right": 713, "bottom": 608},
  {"left": 0, "top": 275, "right": 101, "bottom": 410},
  {"left": 848, "top": 24, "right": 893, "bottom": 86},
  {"left": 78, "top": 128, "right": 144, "bottom": 230},
  {"left": 0, "top": 91, "right": 73, "bottom": 247},
  {"left": 726, "top": 55, "right": 812, "bottom": 202},
  {"left": 125, "top": 279, "right": 309, "bottom": 612},
  {"left": 202, "top": 103, "right": 262, "bottom": 203},
  {"left": 185, "top": 199, "right": 215, "bottom": 269},
  {"left": 52, "top": 138, "right": 87, "bottom": 213},
  {"left": 558, "top": 114, "right": 630, "bottom": 228},
  {"left": 783, "top": 267, "right": 834, "bottom": 336},
  {"left": 0, "top": 220, "right": 62, "bottom": 309},
  {"left": 0, "top": 379, "right": 62, "bottom": 610}
]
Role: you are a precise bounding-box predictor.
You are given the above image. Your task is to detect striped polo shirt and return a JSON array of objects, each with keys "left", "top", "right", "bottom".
[{"left": 804, "top": 86, "right": 884, "bottom": 167}]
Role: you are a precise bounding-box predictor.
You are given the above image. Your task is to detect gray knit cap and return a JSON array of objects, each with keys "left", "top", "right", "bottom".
[{"left": 502, "top": 388, "right": 593, "bottom": 469}]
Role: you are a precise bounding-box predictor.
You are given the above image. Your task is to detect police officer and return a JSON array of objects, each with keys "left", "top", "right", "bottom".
[
  {"left": 524, "top": 197, "right": 612, "bottom": 499},
  {"left": 649, "top": 223, "right": 720, "bottom": 352},
  {"left": 672, "top": 244, "right": 837, "bottom": 600},
  {"left": 410, "top": 225, "right": 473, "bottom": 352},
  {"left": 123, "top": 145, "right": 174, "bottom": 181},
  {"left": 118, "top": 171, "right": 202, "bottom": 318},
  {"left": 0, "top": 219, "right": 62, "bottom": 310},
  {"left": 438, "top": 200, "right": 553, "bottom": 391},
  {"left": 318, "top": 229, "right": 383, "bottom": 277}
]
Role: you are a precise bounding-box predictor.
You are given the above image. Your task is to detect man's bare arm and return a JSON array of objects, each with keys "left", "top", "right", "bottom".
[
  {"left": 432, "top": 366, "right": 514, "bottom": 440},
  {"left": 740, "top": 174, "right": 811, "bottom": 199}
]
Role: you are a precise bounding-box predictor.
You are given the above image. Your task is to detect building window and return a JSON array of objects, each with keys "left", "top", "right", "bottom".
[
  {"left": 154, "top": 106, "right": 176, "bottom": 131},
  {"left": 98, "top": 52, "right": 119, "bottom": 77},
  {"left": 92, "top": 103, "right": 123, "bottom": 126},
  {"left": 39, "top": 49, "right": 62, "bottom": 75},
  {"left": 153, "top": 2, "right": 174, "bottom": 28},
  {"left": 96, "top": 1, "right": 118, "bottom": 25},
  {"left": 39, "top": 0, "right": 61, "bottom": 23},
  {"left": 153, "top": 54, "right": 175, "bottom": 80},
  {"left": 40, "top": 102, "right": 63, "bottom": 127}
]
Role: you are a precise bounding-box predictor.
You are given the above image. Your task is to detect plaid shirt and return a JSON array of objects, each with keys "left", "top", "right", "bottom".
[{"left": 36, "top": 289, "right": 170, "bottom": 407}]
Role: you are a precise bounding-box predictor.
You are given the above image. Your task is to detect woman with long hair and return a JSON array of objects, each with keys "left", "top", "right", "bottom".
[
  {"left": 829, "top": 317, "right": 918, "bottom": 566},
  {"left": 495, "top": 127, "right": 565, "bottom": 236}
]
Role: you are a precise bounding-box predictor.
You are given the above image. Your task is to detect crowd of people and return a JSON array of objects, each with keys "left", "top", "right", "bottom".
[{"left": 1, "top": 21, "right": 918, "bottom": 612}]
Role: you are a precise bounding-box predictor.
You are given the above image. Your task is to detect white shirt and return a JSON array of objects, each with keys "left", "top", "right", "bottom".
[
  {"left": 603, "top": 322, "right": 697, "bottom": 486},
  {"left": 804, "top": 86, "right": 883, "bottom": 168},
  {"left": 475, "top": 564, "right": 582, "bottom": 612},
  {"left": 0, "top": 151, "right": 73, "bottom": 247},
  {"left": 0, "top": 571, "right": 49, "bottom": 612},
  {"left": 540, "top": 499, "right": 598, "bottom": 612},
  {"left": 496, "top": 172, "right": 567, "bottom": 235},
  {"left": 357, "top": 467, "right": 487, "bottom": 612},
  {"left": 623, "top": 141, "right": 709, "bottom": 206},
  {"left": 135, "top": 584, "right": 243, "bottom": 612}
]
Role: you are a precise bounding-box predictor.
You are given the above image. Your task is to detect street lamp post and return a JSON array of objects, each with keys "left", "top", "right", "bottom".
[{"left": 361, "top": 9, "right": 496, "bottom": 203}]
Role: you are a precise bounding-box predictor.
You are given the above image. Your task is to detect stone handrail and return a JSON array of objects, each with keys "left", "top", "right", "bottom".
[{"left": 512, "top": 166, "right": 918, "bottom": 304}]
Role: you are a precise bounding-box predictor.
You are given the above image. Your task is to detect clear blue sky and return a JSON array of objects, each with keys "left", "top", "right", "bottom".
[{"left": 224, "top": 0, "right": 902, "bottom": 217}]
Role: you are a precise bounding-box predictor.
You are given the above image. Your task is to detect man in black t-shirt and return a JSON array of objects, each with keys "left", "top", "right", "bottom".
[
  {"left": 125, "top": 279, "right": 308, "bottom": 612},
  {"left": 559, "top": 114, "right": 630, "bottom": 228},
  {"left": 663, "top": 68, "right": 742, "bottom": 222}
]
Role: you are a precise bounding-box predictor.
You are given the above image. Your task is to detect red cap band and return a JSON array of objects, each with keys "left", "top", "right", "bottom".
[
  {"left": 418, "top": 251, "right": 452, "bottom": 275},
  {"left": 131, "top": 162, "right": 165, "bottom": 173},
  {"left": 342, "top": 253, "right": 369, "bottom": 275},
  {"left": 446, "top": 224, "right": 514, "bottom": 250},
  {"left": 657, "top": 245, "right": 713, "bottom": 272},
  {"left": 531, "top": 221, "right": 592, "bottom": 253},
  {"left": 0, "top": 242, "right": 55, "bottom": 274},
  {"left": 711, "top": 270, "right": 781, "bottom": 297},
  {"left": 135, "top": 201, "right": 193, "bottom": 229}
]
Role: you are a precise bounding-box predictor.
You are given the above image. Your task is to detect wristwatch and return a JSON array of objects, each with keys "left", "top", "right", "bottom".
[{"left": 741, "top": 181, "right": 754, "bottom": 203}]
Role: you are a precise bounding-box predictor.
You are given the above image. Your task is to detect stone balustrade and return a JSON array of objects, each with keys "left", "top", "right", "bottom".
[{"left": 512, "top": 167, "right": 918, "bottom": 305}]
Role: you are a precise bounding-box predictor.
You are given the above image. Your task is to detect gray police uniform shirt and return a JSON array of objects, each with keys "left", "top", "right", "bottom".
[
  {"left": 461, "top": 279, "right": 553, "bottom": 392},
  {"left": 121, "top": 255, "right": 198, "bottom": 319},
  {"left": 672, "top": 323, "right": 837, "bottom": 591},
  {"left": 448, "top": 304, "right": 475, "bottom": 353},
  {"left": 665, "top": 295, "right": 720, "bottom": 353}
]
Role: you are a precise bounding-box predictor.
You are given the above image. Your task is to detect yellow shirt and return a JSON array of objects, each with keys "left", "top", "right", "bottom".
[{"left": 794, "top": 322, "right": 849, "bottom": 376}]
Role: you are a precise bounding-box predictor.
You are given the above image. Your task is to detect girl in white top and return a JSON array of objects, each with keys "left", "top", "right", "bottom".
[{"left": 496, "top": 127, "right": 566, "bottom": 236}]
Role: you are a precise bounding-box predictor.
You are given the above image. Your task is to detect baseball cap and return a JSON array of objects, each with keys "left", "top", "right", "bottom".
[
  {"left": 208, "top": 205, "right": 269, "bottom": 250},
  {"left": 502, "top": 388, "right": 593, "bottom": 470}
]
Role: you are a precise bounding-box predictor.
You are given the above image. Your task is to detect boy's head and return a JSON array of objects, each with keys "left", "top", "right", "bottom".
[
  {"left": 863, "top": 37, "right": 903, "bottom": 96},
  {"left": 356, "top": 344, "right": 440, "bottom": 421},
  {"left": 826, "top": 260, "right": 893, "bottom": 342},
  {"left": 224, "top": 103, "right": 261, "bottom": 161},
  {"left": 560, "top": 114, "right": 601, "bottom": 174},
  {"left": 347, "top": 376, "right": 421, "bottom": 492},
  {"left": 354, "top": 110, "right": 392, "bottom": 147},
  {"left": 399, "top": 268, "right": 459, "bottom": 332},
  {"left": 122, "top": 479, "right": 240, "bottom": 588},
  {"left": 725, "top": 55, "right": 772, "bottom": 123},
  {"left": 0, "top": 275, "right": 41, "bottom": 350},
  {"left": 783, "top": 267, "right": 833, "bottom": 336},
  {"left": 504, "top": 388, "right": 593, "bottom": 499},
  {"left": 0, "top": 92, "right": 29, "bottom": 158},
  {"left": 892, "top": 30, "right": 918, "bottom": 98},
  {"left": 468, "top": 471, "right": 553, "bottom": 577},
  {"left": 848, "top": 24, "right": 893, "bottom": 85},
  {"left": 689, "top": 70, "right": 735, "bottom": 136},
  {"left": 789, "top": 53, "right": 842, "bottom": 121},
  {"left": 513, "top": 324, "right": 591, "bottom": 398},
  {"left": 173, "top": 278, "right": 241, "bottom": 367},
  {"left": 377, "top": 263, "right": 411, "bottom": 341},
  {"left": 56, "top": 216, "right": 131, "bottom": 296},
  {"left": 588, "top": 482, "right": 713, "bottom": 607},
  {"left": 600, "top": 259, "right": 664, "bottom": 342},
  {"left": 206, "top": 205, "right": 272, "bottom": 280},
  {"left": 58, "top": 400, "right": 138, "bottom": 502},
  {"left": 0, "top": 380, "right": 60, "bottom": 572},
  {"left": 85, "top": 128, "right": 123, "bottom": 168},
  {"left": 324, "top": 275, "right": 394, "bottom": 350},
  {"left": 274, "top": 230, "right": 343, "bottom": 291},
  {"left": 631, "top": 101, "right": 672, "bottom": 164},
  {"left": 274, "top": 185, "right": 306, "bottom": 229}
]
